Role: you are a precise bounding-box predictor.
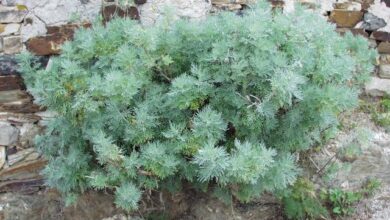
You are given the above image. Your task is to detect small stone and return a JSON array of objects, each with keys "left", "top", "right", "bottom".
[
  {"left": 3, "top": 36, "right": 22, "bottom": 54},
  {"left": 0, "top": 75, "right": 25, "bottom": 91},
  {"left": 365, "top": 77, "right": 390, "bottom": 96},
  {"left": 0, "top": 122, "right": 19, "bottom": 146},
  {"left": 378, "top": 42, "right": 390, "bottom": 54},
  {"left": 382, "top": 0, "right": 390, "bottom": 7},
  {"left": 0, "top": 6, "right": 27, "bottom": 23},
  {"left": 0, "top": 101, "right": 42, "bottom": 113},
  {"left": 379, "top": 54, "right": 390, "bottom": 64},
  {"left": 379, "top": 64, "right": 390, "bottom": 79},
  {"left": 0, "top": 90, "right": 30, "bottom": 104},
  {"left": 298, "top": 0, "right": 317, "bottom": 9},
  {"left": 26, "top": 24, "right": 91, "bottom": 56},
  {"left": 371, "top": 31, "right": 390, "bottom": 42},
  {"left": 213, "top": 3, "right": 242, "bottom": 10},
  {"left": 0, "top": 55, "right": 19, "bottom": 76},
  {"left": 0, "top": 146, "right": 5, "bottom": 170},
  {"left": 268, "top": 0, "right": 285, "bottom": 8},
  {"left": 19, "top": 123, "right": 42, "bottom": 149},
  {"left": 361, "top": 12, "right": 387, "bottom": 31},
  {"left": 330, "top": 10, "right": 364, "bottom": 28},
  {"left": 0, "top": 159, "right": 46, "bottom": 184},
  {"left": 134, "top": 0, "right": 147, "bottom": 4},
  {"left": 102, "top": 5, "right": 139, "bottom": 23},
  {"left": 0, "top": 113, "right": 41, "bottom": 124},
  {"left": 7, "top": 148, "right": 39, "bottom": 166},
  {"left": 0, "top": 23, "right": 20, "bottom": 36}
]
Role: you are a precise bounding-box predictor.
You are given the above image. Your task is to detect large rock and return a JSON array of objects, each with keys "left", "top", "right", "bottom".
[
  {"left": 329, "top": 10, "right": 364, "bottom": 28},
  {"left": 138, "top": 0, "right": 211, "bottom": 26},
  {"left": 0, "top": 122, "right": 19, "bottom": 146},
  {"left": 365, "top": 77, "right": 390, "bottom": 96},
  {"left": 0, "top": 5, "right": 27, "bottom": 23}
]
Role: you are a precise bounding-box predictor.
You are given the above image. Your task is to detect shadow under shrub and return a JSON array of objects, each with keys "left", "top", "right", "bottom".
[{"left": 18, "top": 2, "right": 376, "bottom": 211}]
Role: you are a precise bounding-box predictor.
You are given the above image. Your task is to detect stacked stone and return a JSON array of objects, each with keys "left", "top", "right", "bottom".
[
  {"left": 325, "top": 0, "right": 390, "bottom": 97},
  {"left": 0, "top": 55, "right": 47, "bottom": 194},
  {"left": 0, "top": 5, "right": 25, "bottom": 54}
]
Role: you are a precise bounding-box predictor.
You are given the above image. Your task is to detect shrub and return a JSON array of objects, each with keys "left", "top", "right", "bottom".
[
  {"left": 18, "top": 2, "right": 376, "bottom": 211},
  {"left": 282, "top": 178, "right": 329, "bottom": 219}
]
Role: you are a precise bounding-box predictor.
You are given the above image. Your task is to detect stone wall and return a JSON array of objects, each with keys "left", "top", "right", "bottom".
[{"left": 0, "top": 0, "right": 389, "bottom": 195}]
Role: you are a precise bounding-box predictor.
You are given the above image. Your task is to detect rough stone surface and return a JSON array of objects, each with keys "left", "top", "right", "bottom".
[
  {"left": 134, "top": 0, "right": 147, "bottom": 4},
  {"left": 378, "top": 41, "right": 390, "bottom": 54},
  {"left": 0, "top": 37, "right": 3, "bottom": 52},
  {"left": 361, "top": 12, "right": 387, "bottom": 31},
  {"left": 0, "top": 23, "right": 20, "bottom": 36},
  {"left": 0, "top": 122, "right": 19, "bottom": 146},
  {"left": 0, "top": 6, "right": 27, "bottom": 23},
  {"left": 138, "top": 0, "right": 212, "bottom": 26},
  {"left": 0, "top": 76, "right": 25, "bottom": 91},
  {"left": 0, "top": 146, "right": 5, "bottom": 169},
  {"left": 0, "top": 113, "right": 41, "bottom": 124},
  {"left": 102, "top": 5, "right": 140, "bottom": 22},
  {"left": 4, "top": 0, "right": 101, "bottom": 26},
  {"left": 368, "top": 0, "right": 390, "bottom": 32},
  {"left": 329, "top": 10, "right": 364, "bottom": 28},
  {"left": 334, "top": 2, "right": 361, "bottom": 11},
  {"left": 379, "top": 64, "right": 390, "bottom": 79},
  {"left": 7, "top": 148, "right": 40, "bottom": 166},
  {"left": 379, "top": 54, "right": 390, "bottom": 64},
  {"left": 3, "top": 35, "right": 22, "bottom": 54},
  {"left": 372, "top": 31, "right": 390, "bottom": 42},
  {"left": 26, "top": 23, "right": 90, "bottom": 55},
  {"left": 18, "top": 123, "right": 42, "bottom": 149},
  {"left": 20, "top": 13, "right": 47, "bottom": 42},
  {"left": 0, "top": 55, "right": 19, "bottom": 76},
  {"left": 0, "top": 90, "right": 29, "bottom": 104},
  {"left": 365, "top": 77, "right": 390, "bottom": 96}
]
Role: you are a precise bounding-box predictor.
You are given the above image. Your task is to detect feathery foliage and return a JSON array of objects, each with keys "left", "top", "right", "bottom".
[{"left": 18, "top": 2, "right": 376, "bottom": 211}]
